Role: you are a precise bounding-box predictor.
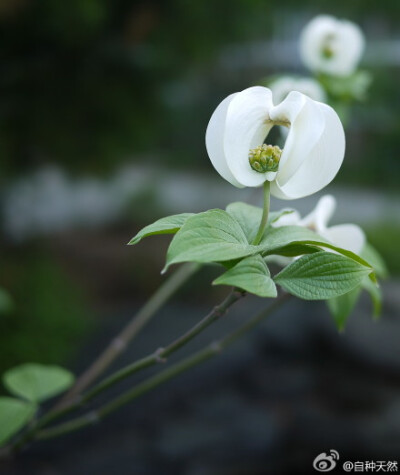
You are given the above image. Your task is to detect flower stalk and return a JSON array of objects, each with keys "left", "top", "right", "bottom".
[{"left": 252, "top": 181, "right": 271, "bottom": 245}]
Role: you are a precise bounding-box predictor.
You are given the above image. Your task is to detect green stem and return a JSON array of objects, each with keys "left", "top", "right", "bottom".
[
  {"left": 252, "top": 181, "right": 270, "bottom": 245},
  {"left": 56, "top": 262, "right": 200, "bottom": 409},
  {"left": 35, "top": 292, "right": 290, "bottom": 442}
]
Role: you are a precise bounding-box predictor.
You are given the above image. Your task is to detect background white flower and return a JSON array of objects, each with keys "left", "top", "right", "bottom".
[
  {"left": 269, "top": 76, "right": 326, "bottom": 104},
  {"left": 205, "top": 86, "right": 345, "bottom": 199},
  {"left": 300, "top": 15, "right": 365, "bottom": 77},
  {"left": 273, "top": 194, "right": 366, "bottom": 254}
]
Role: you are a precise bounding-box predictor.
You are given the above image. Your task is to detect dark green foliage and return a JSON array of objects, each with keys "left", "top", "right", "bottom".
[{"left": 0, "top": 250, "right": 90, "bottom": 377}]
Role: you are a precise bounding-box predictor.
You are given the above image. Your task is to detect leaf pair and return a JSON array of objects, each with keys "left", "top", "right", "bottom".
[
  {"left": 0, "top": 363, "right": 75, "bottom": 446},
  {"left": 129, "top": 204, "right": 377, "bottom": 302}
]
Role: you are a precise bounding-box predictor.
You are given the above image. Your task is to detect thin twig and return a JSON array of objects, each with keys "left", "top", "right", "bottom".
[
  {"left": 35, "top": 292, "right": 290, "bottom": 442},
  {"left": 56, "top": 262, "right": 200, "bottom": 409}
]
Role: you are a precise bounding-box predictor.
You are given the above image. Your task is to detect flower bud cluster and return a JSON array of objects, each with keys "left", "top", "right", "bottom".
[{"left": 249, "top": 144, "right": 282, "bottom": 174}]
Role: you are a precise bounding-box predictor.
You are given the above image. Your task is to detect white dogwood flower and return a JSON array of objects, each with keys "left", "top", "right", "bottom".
[
  {"left": 273, "top": 195, "right": 365, "bottom": 254},
  {"left": 269, "top": 76, "right": 326, "bottom": 104},
  {"left": 205, "top": 86, "right": 345, "bottom": 200},
  {"left": 300, "top": 15, "right": 365, "bottom": 77}
]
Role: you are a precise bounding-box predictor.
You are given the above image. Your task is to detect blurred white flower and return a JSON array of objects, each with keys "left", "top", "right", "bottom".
[
  {"left": 205, "top": 86, "right": 345, "bottom": 199},
  {"left": 269, "top": 76, "right": 326, "bottom": 104},
  {"left": 300, "top": 15, "right": 365, "bottom": 77},
  {"left": 273, "top": 195, "right": 365, "bottom": 254}
]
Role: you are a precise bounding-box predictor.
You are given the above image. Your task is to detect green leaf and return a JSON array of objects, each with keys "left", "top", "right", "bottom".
[
  {"left": 128, "top": 213, "right": 195, "bottom": 245},
  {"left": 319, "top": 70, "right": 372, "bottom": 101},
  {"left": 226, "top": 202, "right": 294, "bottom": 243},
  {"left": 260, "top": 226, "right": 326, "bottom": 253},
  {"left": 362, "top": 276, "right": 382, "bottom": 318},
  {"left": 274, "top": 252, "right": 372, "bottom": 300},
  {"left": 213, "top": 255, "right": 277, "bottom": 297},
  {"left": 3, "top": 363, "right": 75, "bottom": 403},
  {"left": 265, "top": 238, "right": 377, "bottom": 283},
  {"left": 361, "top": 243, "right": 388, "bottom": 279},
  {"left": 266, "top": 243, "right": 322, "bottom": 258},
  {"left": 226, "top": 202, "right": 262, "bottom": 243},
  {"left": 0, "top": 397, "right": 36, "bottom": 446},
  {"left": 327, "top": 286, "right": 362, "bottom": 331},
  {"left": 164, "top": 209, "right": 258, "bottom": 271}
]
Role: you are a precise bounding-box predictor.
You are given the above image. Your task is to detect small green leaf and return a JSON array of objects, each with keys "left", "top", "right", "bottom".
[
  {"left": 226, "top": 202, "right": 294, "bottom": 243},
  {"left": 275, "top": 252, "right": 372, "bottom": 300},
  {"left": 0, "top": 397, "right": 36, "bottom": 446},
  {"left": 128, "top": 213, "right": 195, "bottom": 245},
  {"left": 3, "top": 363, "right": 75, "bottom": 403},
  {"left": 361, "top": 243, "right": 388, "bottom": 279},
  {"left": 362, "top": 276, "right": 382, "bottom": 318},
  {"left": 327, "top": 286, "right": 362, "bottom": 331},
  {"left": 164, "top": 209, "right": 258, "bottom": 271},
  {"left": 213, "top": 255, "right": 277, "bottom": 297}
]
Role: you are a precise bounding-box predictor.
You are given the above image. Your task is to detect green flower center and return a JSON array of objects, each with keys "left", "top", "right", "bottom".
[{"left": 248, "top": 144, "right": 282, "bottom": 174}]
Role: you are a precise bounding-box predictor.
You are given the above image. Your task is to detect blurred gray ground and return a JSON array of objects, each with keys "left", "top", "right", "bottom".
[
  {"left": 2, "top": 279, "right": 399, "bottom": 475},
  {"left": 3, "top": 166, "right": 399, "bottom": 241}
]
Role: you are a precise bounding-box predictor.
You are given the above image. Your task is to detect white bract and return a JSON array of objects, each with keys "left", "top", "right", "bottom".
[
  {"left": 300, "top": 15, "right": 365, "bottom": 77},
  {"left": 274, "top": 195, "right": 365, "bottom": 254},
  {"left": 269, "top": 76, "right": 326, "bottom": 104},
  {"left": 205, "top": 86, "right": 345, "bottom": 200}
]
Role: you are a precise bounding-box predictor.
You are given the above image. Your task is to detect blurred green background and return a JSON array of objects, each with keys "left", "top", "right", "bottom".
[
  {"left": 1, "top": 0, "right": 399, "bottom": 388},
  {"left": 0, "top": 1, "right": 399, "bottom": 472}
]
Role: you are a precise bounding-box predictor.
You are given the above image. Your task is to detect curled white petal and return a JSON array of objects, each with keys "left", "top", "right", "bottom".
[
  {"left": 205, "top": 93, "right": 242, "bottom": 188},
  {"left": 323, "top": 223, "right": 366, "bottom": 254},
  {"left": 205, "top": 87, "right": 274, "bottom": 188},
  {"left": 224, "top": 87, "right": 274, "bottom": 187},
  {"left": 300, "top": 15, "right": 365, "bottom": 77},
  {"left": 272, "top": 194, "right": 365, "bottom": 255},
  {"left": 300, "top": 195, "right": 336, "bottom": 231},
  {"left": 270, "top": 93, "right": 345, "bottom": 200},
  {"left": 272, "top": 210, "right": 301, "bottom": 228}
]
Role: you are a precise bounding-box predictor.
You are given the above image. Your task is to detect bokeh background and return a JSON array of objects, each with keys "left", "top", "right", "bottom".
[{"left": 1, "top": 1, "right": 399, "bottom": 474}]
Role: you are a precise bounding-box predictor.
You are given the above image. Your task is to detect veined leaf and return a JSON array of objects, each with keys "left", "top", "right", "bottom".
[
  {"left": 226, "top": 202, "right": 262, "bottom": 243},
  {"left": 128, "top": 213, "right": 195, "bottom": 245},
  {"left": 164, "top": 209, "right": 258, "bottom": 272},
  {"left": 264, "top": 238, "right": 377, "bottom": 283},
  {"left": 275, "top": 252, "right": 372, "bottom": 300},
  {"left": 213, "top": 255, "right": 277, "bottom": 297},
  {"left": 226, "top": 202, "right": 294, "bottom": 244},
  {"left": 260, "top": 226, "right": 326, "bottom": 253},
  {"left": 266, "top": 243, "right": 322, "bottom": 257}
]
